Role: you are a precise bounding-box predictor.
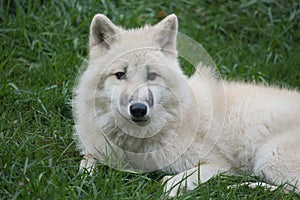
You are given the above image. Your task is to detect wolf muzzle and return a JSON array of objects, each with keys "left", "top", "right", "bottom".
[
  {"left": 130, "top": 103, "right": 148, "bottom": 119},
  {"left": 127, "top": 87, "right": 153, "bottom": 122}
]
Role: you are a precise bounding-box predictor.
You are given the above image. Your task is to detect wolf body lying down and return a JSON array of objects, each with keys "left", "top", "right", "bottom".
[{"left": 73, "top": 14, "right": 300, "bottom": 196}]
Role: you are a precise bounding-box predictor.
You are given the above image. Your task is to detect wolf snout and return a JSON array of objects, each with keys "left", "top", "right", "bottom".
[
  {"left": 129, "top": 103, "right": 148, "bottom": 119},
  {"left": 126, "top": 87, "right": 153, "bottom": 123}
]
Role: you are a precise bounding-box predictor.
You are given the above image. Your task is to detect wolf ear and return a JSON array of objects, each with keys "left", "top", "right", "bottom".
[
  {"left": 154, "top": 14, "right": 178, "bottom": 54},
  {"left": 89, "top": 14, "right": 119, "bottom": 48}
]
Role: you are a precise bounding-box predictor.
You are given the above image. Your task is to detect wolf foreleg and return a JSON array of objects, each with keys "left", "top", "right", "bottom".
[
  {"left": 79, "top": 154, "right": 97, "bottom": 174},
  {"left": 162, "top": 163, "right": 230, "bottom": 197}
]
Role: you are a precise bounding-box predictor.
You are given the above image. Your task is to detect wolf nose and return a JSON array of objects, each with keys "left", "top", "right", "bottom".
[{"left": 130, "top": 103, "right": 147, "bottom": 118}]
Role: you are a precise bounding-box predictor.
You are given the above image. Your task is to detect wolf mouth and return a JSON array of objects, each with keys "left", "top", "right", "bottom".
[
  {"left": 131, "top": 116, "right": 151, "bottom": 126},
  {"left": 116, "top": 108, "right": 151, "bottom": 126}
]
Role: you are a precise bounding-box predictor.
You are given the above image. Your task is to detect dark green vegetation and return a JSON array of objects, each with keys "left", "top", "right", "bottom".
[{"left": 1, "top": 0, "right": 299, "bottom": 199}]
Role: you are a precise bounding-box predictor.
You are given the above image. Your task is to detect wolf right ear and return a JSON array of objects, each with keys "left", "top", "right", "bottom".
[
  {"left": 154, "top": 14, "right": 178, "bottom": 55},
  {"left": 89, "top": 14, "right": 120, "bottom": 48}
]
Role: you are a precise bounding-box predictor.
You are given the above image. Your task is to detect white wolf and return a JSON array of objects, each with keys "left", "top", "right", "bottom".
[{"left": 73, "top": 14, "right": 300, "bottom": 196}]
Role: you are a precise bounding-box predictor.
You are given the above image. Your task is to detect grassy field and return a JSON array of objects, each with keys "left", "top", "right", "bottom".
[{"left": 1, "top": 0, "right": 300, "bottom": 199}]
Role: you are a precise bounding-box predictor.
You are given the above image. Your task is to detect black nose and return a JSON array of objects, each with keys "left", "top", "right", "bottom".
[{"left": 130, "top": 103, "right": 147, "bottom": 118}]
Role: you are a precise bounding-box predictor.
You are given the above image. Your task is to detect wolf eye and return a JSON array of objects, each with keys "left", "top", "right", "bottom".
[
  {"left": 115, "top": 72, "right": 125, "bottom": 80},
  {"left": 147, "top": 72, "right": 157, "bottom": 81}
]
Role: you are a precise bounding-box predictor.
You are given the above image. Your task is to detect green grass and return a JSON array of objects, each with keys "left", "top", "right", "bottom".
[{"left": 1, "top": 0, "right": 299, "bottom": 199}]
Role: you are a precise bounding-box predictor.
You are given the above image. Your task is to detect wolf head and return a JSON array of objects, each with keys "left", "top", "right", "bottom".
[
  {"left": 78, "top": 14, "right": 195, "bottom": 143},
  {"left": 74, "top": 14, "right": 202, "bottom": 170}
]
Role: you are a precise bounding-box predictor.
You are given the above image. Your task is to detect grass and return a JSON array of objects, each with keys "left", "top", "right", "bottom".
[{"left": 1, "top": 0, "right": 299, "bottom": 199}]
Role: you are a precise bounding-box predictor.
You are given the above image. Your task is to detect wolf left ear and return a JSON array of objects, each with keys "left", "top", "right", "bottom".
[
  {"left": 154, "top": 14, "right": 178, "bottom": 54},
  {"left": 89, "top": 14, "right": 120, "bottom": 48}
]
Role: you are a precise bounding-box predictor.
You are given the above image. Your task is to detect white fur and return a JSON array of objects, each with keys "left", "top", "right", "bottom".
[{"left": 73, "top": 14, "right": 300, "bottom": 197}]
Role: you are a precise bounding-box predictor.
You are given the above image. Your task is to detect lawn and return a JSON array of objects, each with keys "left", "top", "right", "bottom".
[{"left": 1, "top": 0, "right": 299, "bottom": 199}]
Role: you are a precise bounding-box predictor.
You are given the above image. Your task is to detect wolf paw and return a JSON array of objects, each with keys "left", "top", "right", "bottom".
[
  {"left": 162, "top": 174, "right": 197, "bottom": 197},
  {"left": 227, "top": 182, "right": 288, "bottom": 192},
  {"left": 162, "top": 175, "right": 181, "bottom": 197},
  {"left": 79, "top": 154, "right": 97, "bottom": 174}
]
